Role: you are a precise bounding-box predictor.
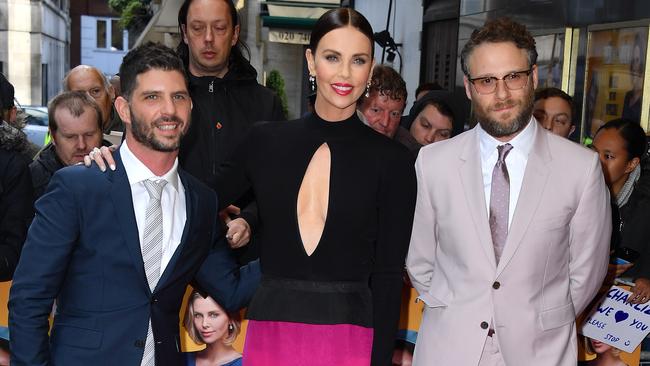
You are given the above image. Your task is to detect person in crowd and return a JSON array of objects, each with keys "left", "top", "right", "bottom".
[
  {"left": 183, "top": 290, "right": 242, "bottom": 366},
  {"left": 0, "top": 73, "right": 18, "bottom": 127},
  {"left": 591, "top": 118, "right": 650, "bottom": 303},
  {"left": 414, "top": 82, "right": 443, "bottom": 101},
  {"left": 403, "top": 91, "right": 455, "bottom": 147},
  {"left": 91, "top": 0, "right": 284, "bottom": 252},
  {"left": 29, "top": 91, "right": 106, "bottom": 200},
  {"left": 0, "top": 139, "right": 34, "bottom": 282},
  {"left": 176, "top": 0, "right": 284, "bottom": 186},
  {"left": 406, "top": 17, "right": 610, "bottom": 366},
  {"left": 357, "top": 64, "right": 406, "bottom": 138},
  {"left": 110, "top": 74, "right": 122, "bottom": 98},
  {"left": 210, "top": 8, "right": 415, "bottom": 365},
  {"left": 622, "top": 34, "right": 644, "bottom": 124},
  {"left": 586, "top": 338, "right": 628, "bottom": 366},
  {"left": 0, "top": 73, "right": 40, "bottom": 158},
  {"left": 9, "top": 42, "right": 259, "bottom": 365},
  {"left": 64, "top": 65, "right": 123, "bottom": 133},
  {"left": 533, "top": 87, "right": 575, "bottom": 139},
  {"left": 357, "top": 65, "right": 420, "bottom": 155}
]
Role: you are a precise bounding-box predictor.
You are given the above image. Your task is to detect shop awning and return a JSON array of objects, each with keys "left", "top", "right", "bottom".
[{"left": 261, "top": 0, "right": 341, "bottom": 44}]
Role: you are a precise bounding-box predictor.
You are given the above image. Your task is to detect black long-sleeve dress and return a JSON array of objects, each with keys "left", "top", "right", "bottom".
[{"left": 215, "top": 112, "right": 416, "bottom": 365}]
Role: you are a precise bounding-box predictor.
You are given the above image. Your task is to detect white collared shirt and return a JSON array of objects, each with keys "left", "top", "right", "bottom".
[
  {"left": 478, "top": 117, "right": 536, "bottom": 227},
  {"left": 120, "top": 141, "right": 187, "bottom": 274}
]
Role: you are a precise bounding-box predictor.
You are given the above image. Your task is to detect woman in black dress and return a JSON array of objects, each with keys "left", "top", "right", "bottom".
[{"left": 215, "top": 8, "right": 416, "bottom": 366}]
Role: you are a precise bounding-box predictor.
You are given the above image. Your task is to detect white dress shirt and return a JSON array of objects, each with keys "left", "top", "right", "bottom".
[
  {"left": 478, "top": 117, "right": 536, "bottom": 227},
  {"left": 120, "top": 141, "right": 187, "bottom": 274}
]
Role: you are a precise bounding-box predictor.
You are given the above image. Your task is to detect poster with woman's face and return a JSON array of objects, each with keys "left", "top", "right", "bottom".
[{"left": 583, "top": 27, "right": 648, "bottom": 141}]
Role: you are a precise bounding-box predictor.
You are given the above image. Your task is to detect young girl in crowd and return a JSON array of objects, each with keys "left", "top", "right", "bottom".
[
  {"left": 183, "top": 291, "right": 242, "bottom": 366},
  {"left": 591, "top": 118, "right": 650, "bottom": 303}
]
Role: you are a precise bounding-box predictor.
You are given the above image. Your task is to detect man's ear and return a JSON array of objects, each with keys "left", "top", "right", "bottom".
[
  {"left": 232, "top": 24, "right": 240, "bottom": 47},
  {"left": 463, "top": 76, "right": 473, "bottom": 100},
  {"left": 114, "top": 96, "right": 131, "bottom": 126},
  {"left": 182, "top": 24, "right": 188, "bottom": 45}
]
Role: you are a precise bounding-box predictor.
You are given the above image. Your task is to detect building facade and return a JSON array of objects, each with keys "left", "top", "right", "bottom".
[{"left": 0, "top": 0, "right": 70, "bottom": 106}]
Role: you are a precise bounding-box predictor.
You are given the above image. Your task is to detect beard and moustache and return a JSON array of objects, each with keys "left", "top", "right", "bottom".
[
  {"left": 473, "top": 84, "right": 535, "bottom": 138},
  {"left": 130, "top": 106, "right": 188, "bottom": 152}
]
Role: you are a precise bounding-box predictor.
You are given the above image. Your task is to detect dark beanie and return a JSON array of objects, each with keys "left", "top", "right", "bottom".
[
  {"left": 0, "top": 73, "right": 14, "bottom": 110},
  {"left": 402, "top": 90, "right": 456, "bottom": 130}
]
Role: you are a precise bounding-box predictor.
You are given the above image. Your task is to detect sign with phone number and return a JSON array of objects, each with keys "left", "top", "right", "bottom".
[
  {"left": 580, "top": 286, "right": 650, "bottom": 353},
  {"left": 269, "top": 30, "right": 311, "bottom": 45}
]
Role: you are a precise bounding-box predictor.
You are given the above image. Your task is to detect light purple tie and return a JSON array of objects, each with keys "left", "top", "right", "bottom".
[{"left": 489, "top": 143, "right": 513, "bottom": 264}]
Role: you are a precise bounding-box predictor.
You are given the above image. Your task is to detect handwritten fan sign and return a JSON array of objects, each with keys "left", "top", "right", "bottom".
[{"left": 580, "top": 286, "right": 650, "bottom": 352}]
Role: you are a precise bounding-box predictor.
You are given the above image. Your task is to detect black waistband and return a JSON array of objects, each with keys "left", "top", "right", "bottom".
[
  {"left": 260, "top": 275, "right": 369, "bottom": 293},
  {"left": 247, "top": 275, "right": 373, "bottom": 327}
]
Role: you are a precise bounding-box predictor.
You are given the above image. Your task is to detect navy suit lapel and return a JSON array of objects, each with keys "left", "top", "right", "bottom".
[
  {"left": 109, "top": 151, "right": 151, "bottom": 294},
  {"left": 155, "top": 169, "right": 196, "bottom": 292}
]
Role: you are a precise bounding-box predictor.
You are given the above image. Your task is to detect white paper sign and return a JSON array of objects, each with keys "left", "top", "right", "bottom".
[{"left": 580, "top": 286, "right": 650, "bottom": 352}]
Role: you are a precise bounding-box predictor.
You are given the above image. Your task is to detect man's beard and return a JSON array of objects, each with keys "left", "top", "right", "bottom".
[
  {"left": 130, "top": 107, "right": 187, "bottom": 152},
  {"left": 474, "top": 86, "right": 534, "bottom": 138}
]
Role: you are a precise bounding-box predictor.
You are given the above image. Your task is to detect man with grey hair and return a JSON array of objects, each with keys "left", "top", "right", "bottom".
[
  {"left": 64, "top": 65, "right": 123, "bottom": 133},
  {"left": 30, "top": 91, "right": 105, "bottom": 199}
]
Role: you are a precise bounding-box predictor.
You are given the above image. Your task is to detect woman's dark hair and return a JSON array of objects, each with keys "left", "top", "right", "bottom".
[
  {"left": 308, "top": 8, "right": 374, "bottom": 56},
  {"left": 596, "top": 118, "right": 647, "bottom": 161},
  {"left": 176, "top": 0, "right": 250, "bottom": 72}
]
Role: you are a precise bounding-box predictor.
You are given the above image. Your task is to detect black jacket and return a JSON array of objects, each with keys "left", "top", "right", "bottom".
[
  {"left": 29, "top": 143, "right": 64, "bottom": 201},
  {"left": 30, "top": 140, "right": 114, "bottom": 201},
  {"left": 0, "top": 124, "right": 34, "bottom": 281},
  {"left": 615, "top": 171, "right": 650, "bottom": 280},
  {"left": 179, "top": 61, "right": 285, "bottom": 190}
]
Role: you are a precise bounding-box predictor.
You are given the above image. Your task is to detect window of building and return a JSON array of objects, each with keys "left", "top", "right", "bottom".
[
  {"left": 95, "top": 18, "right": 128, "bottom": 51},
  {"left": 111, "top": 20, "right": 124, "bottom": 51},
  {"left": 97, "top": 20, "right": 107, "bottom": 49}
]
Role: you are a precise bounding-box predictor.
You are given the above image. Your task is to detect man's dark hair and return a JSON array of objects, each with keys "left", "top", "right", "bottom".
[
  {"left": 415, "top": 82, "right": 443, "bottom": 98},
  {"left": 359, "top": 65, "right": 407, "bottom": 106},
  {"left": 460, "top": 17, "right": 537, "bottom": 77},
  {"left": 47, "top": 91, "right": 103, "bottom": 134},
  {"left": 119, "top": 42, "right": 188, "bottom": 100},
  {"left": 534, "top": 87, "right": 575, "bottom": 125},
  {"left": 176, "top": 0, "right": 250, "bottom": 74}
]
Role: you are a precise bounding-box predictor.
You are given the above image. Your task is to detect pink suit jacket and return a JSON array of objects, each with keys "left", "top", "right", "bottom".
[{"left": 406, "top": 122, "right": 611, "bottom": 366}]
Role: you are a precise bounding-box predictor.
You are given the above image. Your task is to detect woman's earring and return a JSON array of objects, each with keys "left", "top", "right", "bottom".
[
  {"left": 228, "top": 323, "right": 234, "bottom": 333},
  {"left": 365, "top": 81, "right": 371, "bottom": 98},
  {"left": 309, "top": 75, "right": 316, "bottom": 92}
]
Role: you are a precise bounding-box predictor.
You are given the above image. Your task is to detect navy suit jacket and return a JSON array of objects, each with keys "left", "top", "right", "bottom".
[{"left": 9, "top": 151, "right": 260, "bottom": 366}]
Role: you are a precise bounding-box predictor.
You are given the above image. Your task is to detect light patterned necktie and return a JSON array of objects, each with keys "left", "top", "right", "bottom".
[
  {"left": 141, "top": 179, "right": 167, "bottom": 366},
  {"left": 489, "top": 144, "right": 513, "bottom": 264}
]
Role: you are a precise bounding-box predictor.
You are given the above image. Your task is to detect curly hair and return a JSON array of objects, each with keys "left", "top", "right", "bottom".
[
  {"left": 358, "top": 65, "right": 407, "bottom": 106},
  {"left": 460, "top": 17, "right": 537, "bottom": 77}
]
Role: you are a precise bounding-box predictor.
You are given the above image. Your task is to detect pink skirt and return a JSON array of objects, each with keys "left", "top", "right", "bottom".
[{"left": 243, "top": 320, "right": 373, "bottom": 366}]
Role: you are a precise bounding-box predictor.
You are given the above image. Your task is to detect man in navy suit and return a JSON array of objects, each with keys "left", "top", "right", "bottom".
[{"left": 9, "top": 42, "right": 260, "bottom": 365}]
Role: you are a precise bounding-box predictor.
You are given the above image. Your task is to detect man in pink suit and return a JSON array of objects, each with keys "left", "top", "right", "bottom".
[{"left": 406, "top": 18, "right": 611, "bottom": 366}]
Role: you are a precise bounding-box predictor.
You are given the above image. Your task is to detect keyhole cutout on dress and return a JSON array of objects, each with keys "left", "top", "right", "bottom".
[{"left": 297, "top": 143, "right": 331, "bottom": 256}]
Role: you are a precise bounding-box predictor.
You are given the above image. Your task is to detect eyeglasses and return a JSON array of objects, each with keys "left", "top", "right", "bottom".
[{"left": 468, "top": 69, "right": 533, "bottom": 95}]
